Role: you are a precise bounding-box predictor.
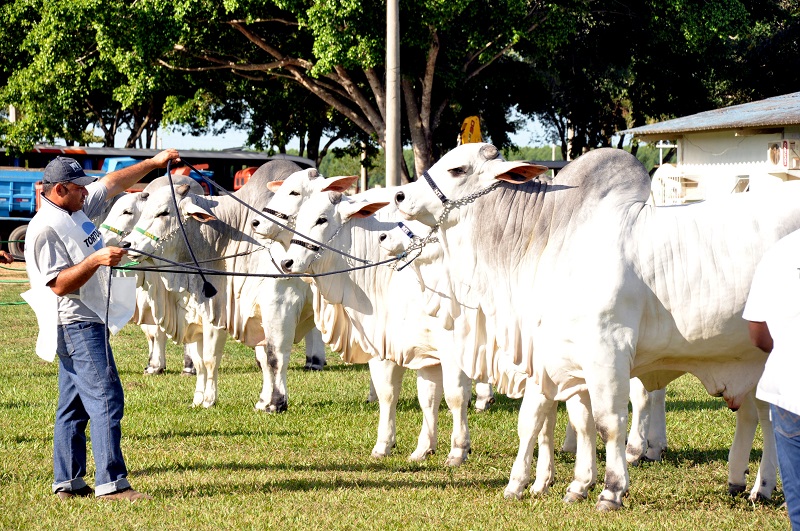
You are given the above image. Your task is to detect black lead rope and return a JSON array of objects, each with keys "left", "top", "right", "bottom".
[
  {"left": 166, "top": 160, "right": 217, "bottom": 298},
  {"left": 175, "top": 158, "right": 371, "bottom": 265},
  {"left": 114, "top": 245, "right": 400, "bottom": 279}
]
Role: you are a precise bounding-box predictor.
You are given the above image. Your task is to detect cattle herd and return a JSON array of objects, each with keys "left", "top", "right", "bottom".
[{"left": 99, "top": 142, "right": 800, "bottom": 511}]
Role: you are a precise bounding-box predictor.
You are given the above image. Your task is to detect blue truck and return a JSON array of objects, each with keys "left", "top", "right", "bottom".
[{"left": 0, "top": 157, "right": 213, "bottom": 258}]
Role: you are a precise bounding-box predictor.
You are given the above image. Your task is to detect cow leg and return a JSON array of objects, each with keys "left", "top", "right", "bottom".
[
  {"left": 563, "top": 391, "right": 597, "bottom": 502},
  {"left": 369, "top": 357, "right": 405, "bottom": 458},
  {"left": 727, "top": 390, "right": 759, "bottom": 497},
  {"left": 645, "top": 387, "right": 667, "bottom": 461},
  {"left": 257, "top": 339, "right": 290, "bottom": 413},
  {"left": 587, "top": 370, "right": 631, "bottom": 512},
  {"left": 626, "top": 377, "right": 651, "bottom": 465},
  {"left": 504, "top": 382, "right": 553, "bottom": 500},
  {"left": 529, "top": 397, "right": 558, "bottom": 496},
  {"left": 409, "top": 365, "right": 443, "bottom": 462},
  {"left": 303, "top": 328, "right": 326, "bottom": 371},
  {"left": 366, "top": 375, "right": 378, "bottom": 403},
  {"left": 182, "top": 344, "right": 196, "bottom": 376},
  {"left": 189, "top": 337, "right": 206, "bottom": 408},
  {"left": 441, "top": 360, "right": 471, "bottom": 466},
  {"left": 749, "top": 396, "right": 778, "bottom": 501},
  {"left": 142, "top": 324, "right": 167, "bottom": 375},
  {"left": 474, "top": 381, "right": 495, "bottom": 412},
  {"left": 562, "top": 420, "right": 578, "bottom": 454},
  {"left": 254, "top": 345, "right": 275, "bottom": 412},
  {"left": 201, "top": 327, "right": 227, "bottom": 408}
]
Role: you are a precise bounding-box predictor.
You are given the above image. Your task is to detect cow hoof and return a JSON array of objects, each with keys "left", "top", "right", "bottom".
[
  {"left": 595, "top": 499, "right": 623, "bottom": 512},
  {"left": 531, "top": 478, "right": 555, "bottom": 496},
  {"left": 181, "top": 368, "right": 196, "bottom": 377},
  {"left": 303, "top": 364, "right": 324, "bottom": 371},
  {"left": 144, "top": 366, "right": 165, "bottom": 375},
  {"left": 728, "top": 483, "right": 747, "bottom": 497},
  {"left": 444, "top": 454, "right": 467, "bottom": 467},
  {"left": 371, "top": 442, "right": 395, "bottom": 458},
  {"left": 503, "top": 482, "right": 526, "bottom": 500},
  {"left": 408, "top": 449, "right": 434, "bottom": 462},
  {"left": 474, "top": 397, "right": 496, "bottom": 412},
  {"left": 749, "top": 491, "right": 772, "bottom": 502},
  {"left": 563, "top": 491, "right": 587, "bottom": 504}
]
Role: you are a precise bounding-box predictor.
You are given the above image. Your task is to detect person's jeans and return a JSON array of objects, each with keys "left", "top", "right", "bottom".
[
  {"left": 771, "top": 403, "right": 800, "bottom": 529},
  {"left": 53, "top": 321, "right": 130, "bottom": 496}
]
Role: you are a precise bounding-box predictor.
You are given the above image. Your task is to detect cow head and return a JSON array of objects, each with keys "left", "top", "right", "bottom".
[
  {"left": 377, "top": 218, "right": 442, "bottom": 266},
  {"left": 120, "top": 184, "right": 215, "bottom": 261},
  {"left": 251, "top": 169, "right": 358, "bottom": 246},
  {"left": 100, "top": 175, "right": 202, "bottom": 246},
  {"left": 279, "top": 191, "right": 388, "bottom": 275},
  {"left": 394, "top": 143, "right": 549, "bottom": 227}
]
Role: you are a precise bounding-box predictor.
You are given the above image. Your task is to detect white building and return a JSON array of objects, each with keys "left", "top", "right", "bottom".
[{"left": 622, "top": 91, "right": 800, "bottom": 205}]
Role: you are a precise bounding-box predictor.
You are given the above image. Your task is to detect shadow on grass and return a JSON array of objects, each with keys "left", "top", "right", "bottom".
[
  {"left": 137, "top": 459, "right": 510, "bottom": 496},
  {"left": 133, "top": 428, "right": 302, "bottom": 441},
  {"left": 665, "top": 398, "right": 729, "bottom": 412}
]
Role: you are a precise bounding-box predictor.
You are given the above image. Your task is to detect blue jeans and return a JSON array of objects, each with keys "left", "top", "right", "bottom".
[
  {"left": 53, "top": 321, "right": 130, "bottom": 496},
  {"left": 772, "top": 403, "right": 800, "bottom": 529}
]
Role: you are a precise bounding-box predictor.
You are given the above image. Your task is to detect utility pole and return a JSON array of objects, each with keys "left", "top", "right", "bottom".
[{"left": 385, "top": 0, "right": 401, "bottom": 187}]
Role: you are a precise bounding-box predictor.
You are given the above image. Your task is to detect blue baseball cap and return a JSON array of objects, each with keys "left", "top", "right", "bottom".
[{"left": 43, "top": 156, "right": 97, "bottom": 186}]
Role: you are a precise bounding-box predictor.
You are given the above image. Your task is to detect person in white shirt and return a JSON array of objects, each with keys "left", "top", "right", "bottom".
[
  {"left": 24, "top": 150, "right": 179, "bottom": 501},
  {"left": 743, "top": 228, "right": 800, "bottom": 529}
]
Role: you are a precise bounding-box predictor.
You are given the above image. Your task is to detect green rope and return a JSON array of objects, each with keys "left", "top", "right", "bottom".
[
  {"left": 0, "top": 265, "right": 26, "bottom": 271},
  {"left": 0, "top": 240, "right": 24, "bottom": 244},
  {"left": 0, "top": 301, "right": 27, "bottom": 306},
  {"left": 0, "top": 279, "right": 29, "bottom": 284}
]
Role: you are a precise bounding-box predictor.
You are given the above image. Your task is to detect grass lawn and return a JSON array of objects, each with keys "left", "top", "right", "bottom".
[{"left": 0, "top": 276, "right": 790, "bottom": 530}]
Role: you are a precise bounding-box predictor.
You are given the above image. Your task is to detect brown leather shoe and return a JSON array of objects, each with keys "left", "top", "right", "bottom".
[
  {"left": 56, "top": 485, "right": 94, "bottom": 500},
  {"left": 99, "top": 487, "right": 152, "bottom": 501}
]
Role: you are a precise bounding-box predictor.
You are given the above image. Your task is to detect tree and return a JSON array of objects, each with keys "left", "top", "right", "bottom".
[{"left": 134, "top": 0, "right": 580, "bottom": 181}]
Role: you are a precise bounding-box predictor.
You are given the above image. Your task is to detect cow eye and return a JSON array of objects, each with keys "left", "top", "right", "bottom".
[
  {"left": 122, "top": 209, "right": 133, "bottom": 216},
  {"left": 448, "top": 166, "right": 468, "bottom": 176},
  {"left": 289, "top": 191, "right": 300, "bottom": 196},
  {"left": 315, "top": 216, "right": 327, "bottom": 226},
  {"left": 156, "top": 211, "right": 169, "bottom": 218}
]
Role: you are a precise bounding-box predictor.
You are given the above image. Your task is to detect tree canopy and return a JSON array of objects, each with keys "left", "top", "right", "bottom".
[{"left": 1, "top": 0, "right": 799, "bottom": 172}]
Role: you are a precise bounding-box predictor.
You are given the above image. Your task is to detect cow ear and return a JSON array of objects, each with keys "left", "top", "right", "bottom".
[
  {"left": 494, "top": 163, "right": 550, "bottom": 184},
  {"left": 321, "top": 175, "right": 358, "bottom": 193},
  {"left": 176, "top": 183, "right": 192, "bottom": 196},
  {"left": 182, "top": 200, "right": 217, "bottom": 223},
  {"left": 341, "top": 200, "right": 390, "bottom": 220},
  {"left": 267, "top": 180, "right": 284, "bottom": 192}
]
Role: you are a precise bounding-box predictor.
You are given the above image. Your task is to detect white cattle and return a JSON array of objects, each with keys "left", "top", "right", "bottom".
[
  {"left": 389, "top": 143, "right": 794, "bottom": 510},
  {"left": 100, "top": 175, "right": 203, "bottom": 375},
  {"left": 251, "top": 168, "right": 497, "bottom": 412},
  {"left": 121, "top": 160, "right": 326, "bottom": 411},
  {"left": 277, "top": 191, "right": 474, "bottom": 465}
]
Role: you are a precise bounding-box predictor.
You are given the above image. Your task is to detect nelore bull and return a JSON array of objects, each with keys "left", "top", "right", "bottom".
[{"left": 383, "top": 143, "right": 795, "bottom": 510}]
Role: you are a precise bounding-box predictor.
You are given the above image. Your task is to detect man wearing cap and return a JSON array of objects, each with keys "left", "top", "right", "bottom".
[{"left": 23, "top": 149, "right": 180, "bottom": 501}]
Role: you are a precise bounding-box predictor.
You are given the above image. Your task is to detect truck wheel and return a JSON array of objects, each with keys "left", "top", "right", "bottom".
[{"left": 8, "top": 224, "right": 27, "bottom": 258}]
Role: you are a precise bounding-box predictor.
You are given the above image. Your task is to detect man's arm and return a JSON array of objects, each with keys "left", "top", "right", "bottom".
[
  {"left": 46, "top": 247, "right": 129, "bottom": 296},
  {"left": 748, "top": 321, "right": 774, "bottom": 354},
  {"left": 0, "top": 250, "right": 12, "bottom": 264},
  {"left": 99, "top": 149, "right": 181, "bottom": 197}
]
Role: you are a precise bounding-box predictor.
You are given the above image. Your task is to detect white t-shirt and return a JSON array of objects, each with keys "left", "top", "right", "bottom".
[{"left": 742, "top": 228, "right": 800, "bottom": 416}]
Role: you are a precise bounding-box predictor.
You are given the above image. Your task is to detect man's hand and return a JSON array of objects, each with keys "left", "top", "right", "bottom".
[
  {"left": 48, "top": 246, "right": 129, "bottom": 296},
  {"left": 90, "top": 246, "right": 129, "bottom": 268},
  {"left": 150, "top": 149, "right": 181, "bottom": 168},
  {"left": 101, "top": 148, "right": 182, "bottom": 197},
  {"left": 0, "top": 250, "right": 13, "bottom": 264}
]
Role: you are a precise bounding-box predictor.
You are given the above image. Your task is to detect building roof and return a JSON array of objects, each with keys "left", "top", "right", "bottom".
[{"left": 622, "top": 91, "right": 800, "bottom": 140}]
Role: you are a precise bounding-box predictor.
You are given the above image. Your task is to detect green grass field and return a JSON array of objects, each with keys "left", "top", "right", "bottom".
[{"left": 0, "top": 279, "right": 790, "bottom": 530}]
